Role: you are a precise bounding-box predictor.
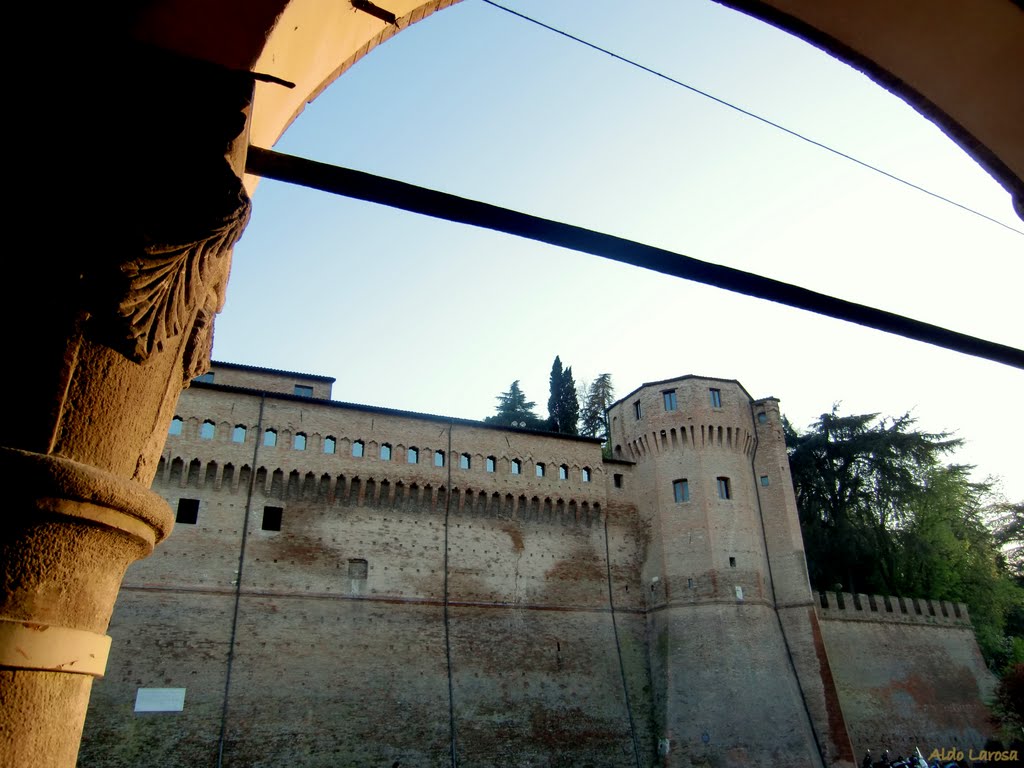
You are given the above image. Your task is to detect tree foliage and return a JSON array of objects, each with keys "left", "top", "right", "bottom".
[
  {"left": 579, "top": 373, "right": 615, "bottom": 442},
  {"left": 785, "top": 406, "right": 960, "bottom": 595},
  {"left": 786, "top": 405, "right": 1023, "bottom": 670},
  {"left": 546, "top": 356, "right": 579, "bottom": 435},
  {"left": 484, "top": 380, "right": 545, "bottom": 429}
]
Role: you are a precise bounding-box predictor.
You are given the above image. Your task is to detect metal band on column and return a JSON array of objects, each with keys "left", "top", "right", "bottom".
[{"left": 0, "top": 618, "right": 111, "bottom": 677}]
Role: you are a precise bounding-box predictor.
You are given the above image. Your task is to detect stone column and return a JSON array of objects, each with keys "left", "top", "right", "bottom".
[{"left": 0, "top": 41, "right": 255, "bottom": 768}]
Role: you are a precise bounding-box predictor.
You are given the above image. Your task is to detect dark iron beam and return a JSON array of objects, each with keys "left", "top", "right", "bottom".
[{"left": 245, "top": 145, "right": 1024, "bottom": 371}]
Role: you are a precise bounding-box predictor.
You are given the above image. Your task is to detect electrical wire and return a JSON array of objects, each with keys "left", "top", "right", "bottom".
[{"left": 479, "top": 0, "right": 1024, "bottom": 238}]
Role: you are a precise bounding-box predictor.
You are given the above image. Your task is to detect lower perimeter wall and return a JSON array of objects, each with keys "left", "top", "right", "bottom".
[{"left": 816, "top": 592, "right": 997, "bottom": 762}]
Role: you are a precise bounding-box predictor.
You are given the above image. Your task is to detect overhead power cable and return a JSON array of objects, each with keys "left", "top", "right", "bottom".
[
  {"left": 245, "top": 146, "right": 1024, "bottom": 371},
  {"left": 479, "top": 0, "right": 1024, "bottom": 238}
]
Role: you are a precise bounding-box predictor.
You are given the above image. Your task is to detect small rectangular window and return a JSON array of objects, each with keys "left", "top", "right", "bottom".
[
  {"left": 460, "top": 453, "right": 470, "bottom": 470},
  {"left": 380, "top": 444, "right": 392, "bottom": 461},
  {"left": 535, "top": 463, "right": 545, "bottom": 477},
  {"left": 232, "top": 425, "right": 246, "bottom": 443},
  {"left": 408, "top": 447, "right": 419, "bottom": 464},
  {"left": 196, "top": 372, "right": 214, "bottom": 383},
  {"left": 262, "top": 506, "right": 283, "bottom": 531},
  {"left": 434, "top": 450, "right": 445, "bottom": 467},
  {"left": 348, "top": 559, "right": 368, "bottom": 580},
  {"left": 168, "top": 417, "right": 183, "bottom": 436},
  {"left": 324, "top": 437, "right": 336, "bottom": 454},
  {"left": 558, "top": 465, "right": 568, "bottom": 480},
  {"left": 511, "top": 459, "right": 521, "bottom": 475},
  {"left": 352, "top": 441, "right": 364, "bottom": 458},
  {"left": 633, "top": 401, "right": 643, "bottom": 419},
  {"left": 293, "top": 433, "right": 306, "bottom": 451},
  {"left": 582, "top": 467, "right": 591, "bottom": 483},
  {"left": 176, "top": 498, "right": 199, "bottom": 525},
  {"left": 672, "top": 479, "right": 689, "bottom": 503},
  {"left": 709, "top": 388, "right": 722, "bottom": 408},
  {"left": 486, "top": 456, "right": 496, "bottom": 473},
  {"left": 613, "top": 473, "right": 623, "bottom": 488},
  {"left": 717, "top": 477, "right": 731, "bottom": 499},
  {"left": 199, "top": 421, "right": 215, "bottom": 440},
  {"left": 760, "top": 475, "right": 770, "bottom": 487},
  {"left": 294, "top": 385, "right": 314, "bottom": 397},
  {"left": 663, "top": 390, "right": 677, "bottom": 411},
  {"left": 729, "top": 556, "right": 736, "bottom": 568},
  {"left": 264, "top": 430, "right": 277, "bottom": 447}
]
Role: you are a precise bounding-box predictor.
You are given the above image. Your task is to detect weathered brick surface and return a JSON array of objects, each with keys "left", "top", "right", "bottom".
[{"left": 78, "top": 364, "right": 996, "bottom": 766}]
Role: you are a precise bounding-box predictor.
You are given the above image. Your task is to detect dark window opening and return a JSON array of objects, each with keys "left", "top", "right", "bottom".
[
  {"left": 176, "top": 498, "right": 199, "bottom": 525},
  {"left": 348, "top": 559, "right": 368, "bottom": 579},
  {"left": 673, "top": 479, "right": 689, "bottom": 503},
  {"left": 729, "top": 556, "right": 736, "bottom": 568},
  {"left": 262, "top": 506, "right": 283, "bottom": 531},
  {"left": 717, "top": 477, "right": 731, "bottom": 499},
  {"left": 633, "top": 401, "right": 643, "bottom": 419},
  {"left": 613, "top": 473, "right": 623, "bottom": 488}
]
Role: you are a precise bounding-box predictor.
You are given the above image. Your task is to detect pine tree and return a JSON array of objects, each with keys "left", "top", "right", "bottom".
[
  {"left": 580, "top": 373, "right": 614, "bottom": 440},
  {"left": 546, "top": 356, "right": 579, "bottom": 435},
  {"left": 484, "top": 380, "right": 544, "bottom": 429}
]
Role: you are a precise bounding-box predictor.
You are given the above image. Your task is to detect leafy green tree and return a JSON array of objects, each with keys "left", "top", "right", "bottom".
[
  {"left": 785, "top": 406, "right": 960, "bottom": 595},
  {"left": 484, "top": 380, "right": 545, "bottom": 429},
  {"left": 546, "top": 356, "right": 579, "bottom": 435},
  {"left": 991, "top": 500, "right": 1024, "bottom": 580},
  {"left": 580, "top": 373, "right": 615, "bottom": 442}
]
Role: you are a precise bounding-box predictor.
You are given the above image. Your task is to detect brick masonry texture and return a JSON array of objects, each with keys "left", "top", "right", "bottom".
[{"left": 78, "top": 364, "right": 996, "bottom": 767}]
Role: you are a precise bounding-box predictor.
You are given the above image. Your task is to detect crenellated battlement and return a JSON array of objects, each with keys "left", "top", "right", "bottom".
[{"left": 815, "top": 591, "right": 971, "bottom": 627}]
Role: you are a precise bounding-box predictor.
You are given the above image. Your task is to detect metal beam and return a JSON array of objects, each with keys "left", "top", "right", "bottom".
[{"left": 245, "top": 145, "right": 1024, "bottom": 371}]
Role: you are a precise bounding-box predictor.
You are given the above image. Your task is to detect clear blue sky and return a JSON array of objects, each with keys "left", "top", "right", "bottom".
[{"left": 216, "top": 0, "right": 1024, "bottom": 500}]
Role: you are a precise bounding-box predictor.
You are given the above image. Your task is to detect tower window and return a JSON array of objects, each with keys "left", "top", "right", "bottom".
[
  {"left": 460, "top": 453, "right": 471, "bottom": 470},
  {"left": 199, "top": 420, "right": 215, "bottom": 440},
  {"left": 380, "top": 443, "right": 392, "bottom": 461},
  {"left": 324, "top": 436, "right": 336, "bottom": 454},
  {"left": 757, "top": 411, "right": 767, "bottom": 424},
  {"left": 717, "top": 477, "right": 731, "bottom": 499},
  {"left": 434, "top": 450, "right": 445, "bottom": 467},
  {"left": 196, "top": 372, "right": 214, "bottom": 383},
  {"left": 729, "top": 557, "right": 737, "bottom": 568},
  {"left": 176, "top": 498, "right": 199, "bottom": 525},
  {"left": 168, "top": 417, "right": 183, "bottom": 436},
  {"left": 558, "top": 464, "right": 568, "bottom": 480},
  {"left": 293, "top": 433, "right": 307, "bottom": 451},
  {"left": 408, "top": 447, "right": 419, "bottom": 464},
  {"left": 262, "top": 506, "right": 283, "bottom": 531},
  {"left": 663, "top": 390, "right": 677, "bottom": 411},
  {"left": 613, "top": 473, "right": 623, "bottom": 488},
  {"left": 634, "top": 401, "right": 643, "bottom": 419},
  {"left": 511, "top": 459, "right": 521, "bottom": 475},
  {"left": 486, "top": 456, "right": 496, "bottom": 473},
  {"left": 673, "top": 479, "right": 689, "bottom": 503},
  {"left": 232, "top": 425, "right": 246, "bottom": 443},
  {"left": 709, "top": 388, "right": 722, "bottom": 408},
  {"left": 294, "top": 385, "right": 313, "bottom": 397},
  {"left": 536, "top": 462, "right": 545, "bottom": 478},
  {"left": 760, "top": 475, "right": 770, "bottom": 487},
  {"left": 264, "top": 429, "right": 278, "bottom": 447},
  {"left": 352, "top": 440, "right": 364, "bottom": 458},
  {"left": 582, "top": 467, "right": 591, "bottom": 483}
]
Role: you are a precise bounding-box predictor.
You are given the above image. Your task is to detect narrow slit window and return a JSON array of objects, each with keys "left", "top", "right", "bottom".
[
  {"left": 614, "top": 473, "right": 623, "bottom": 488},
  {"left": 717, "top": 477, "right": 731, "bottom": 499},
  {"left": 633, "top": 401, "right": 643, "bottom": 419},
  {"left": 262, "top": 506, "right": 283, "bottom": 531},
  {"left": 709, "top": 388, "right": 722, "bottom": 408}
]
